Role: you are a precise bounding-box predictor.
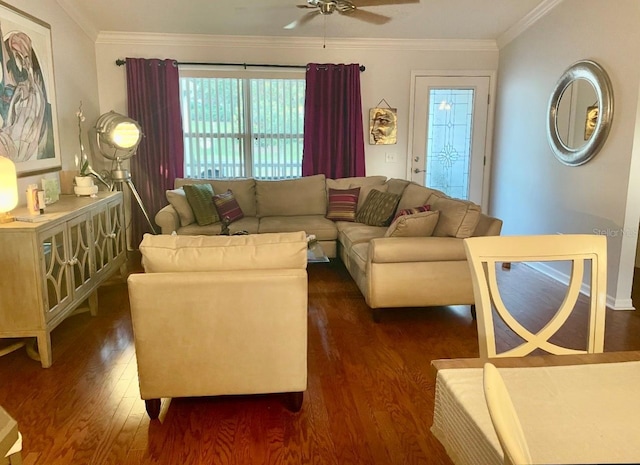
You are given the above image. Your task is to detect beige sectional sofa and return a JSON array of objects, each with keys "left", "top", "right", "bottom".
[{"left": 155, "top": 174, "right": 503, "bottom": 317}]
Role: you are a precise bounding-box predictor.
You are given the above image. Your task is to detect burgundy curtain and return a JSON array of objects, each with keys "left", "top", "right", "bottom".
[
  {"left": 302, "top": 63, "right": 366, "bottom": 178},
  {"left": 125, "top": 58, "right": 184, "bottom": 247}
]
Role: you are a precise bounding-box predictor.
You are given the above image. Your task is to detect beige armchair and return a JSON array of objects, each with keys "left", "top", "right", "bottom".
[{"left": 128, "top": 232, "right": 308, "bottom": 418}]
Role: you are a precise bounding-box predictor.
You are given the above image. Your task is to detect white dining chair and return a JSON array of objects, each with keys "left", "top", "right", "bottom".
[
  {"left": 483, "top": 363, "right": 532, "bottom": 465},
  {"left": 464, "top": 234, "right": 607, "bottom": 358}
]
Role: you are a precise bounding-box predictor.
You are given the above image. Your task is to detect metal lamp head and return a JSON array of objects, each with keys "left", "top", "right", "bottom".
[{"left": 94, "top": 111, "right": 142, "bottom": 160}]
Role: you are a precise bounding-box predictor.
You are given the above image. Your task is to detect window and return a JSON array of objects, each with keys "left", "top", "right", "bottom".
[{"left": 179, "top": 70, "right": 305, "bottom": 179}]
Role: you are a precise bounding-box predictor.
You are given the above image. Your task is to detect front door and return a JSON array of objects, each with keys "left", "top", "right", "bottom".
[{"left": 410, "top": 75, "right": 491, "bottom": 205}]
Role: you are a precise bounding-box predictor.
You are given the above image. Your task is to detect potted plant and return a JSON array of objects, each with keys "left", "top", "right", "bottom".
[{"left": 74, "top": 102, "right": 95, "bottom": 188}]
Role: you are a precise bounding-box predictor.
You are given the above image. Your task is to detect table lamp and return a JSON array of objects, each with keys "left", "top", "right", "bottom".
[{"left": 0, "top": 156, "right": 18, "bottom": 223}]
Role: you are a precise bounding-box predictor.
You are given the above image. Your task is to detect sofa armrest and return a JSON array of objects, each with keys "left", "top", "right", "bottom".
[
  {"left": 155, "top": 205, "right": 180, "bottom": 234},
  {"left": 368, "top": 237, "right": 467, "bottom": 263},
  {"left": 473, "top": 214, "right": 503, "bottom": 237}
]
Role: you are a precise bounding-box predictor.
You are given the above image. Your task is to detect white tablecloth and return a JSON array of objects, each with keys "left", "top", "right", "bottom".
[{"left": 432, "top": 361, "right": 640, "bottom": 465}]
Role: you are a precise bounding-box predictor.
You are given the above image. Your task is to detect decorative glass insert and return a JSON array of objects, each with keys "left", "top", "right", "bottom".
[{"left": 425, "top": 89, "right": 475, "bottom": 199}]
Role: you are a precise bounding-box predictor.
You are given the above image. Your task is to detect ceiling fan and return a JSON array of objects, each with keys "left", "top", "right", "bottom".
[{"left": 284, "top": 0, "right": 417, "bottom": 30}]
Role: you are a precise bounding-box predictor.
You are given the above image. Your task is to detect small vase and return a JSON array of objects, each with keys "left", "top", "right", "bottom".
[{"left": 75, "top": 176, "right": 94, "bottom": 187}]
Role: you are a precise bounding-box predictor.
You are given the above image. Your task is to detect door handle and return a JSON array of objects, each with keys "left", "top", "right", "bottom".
[{"left": 413, "top": 168, "right": 426, "bottom": 174}]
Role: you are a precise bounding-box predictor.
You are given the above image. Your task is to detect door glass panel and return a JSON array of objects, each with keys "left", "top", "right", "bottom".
[{"left": 425, "top": 88, "right": 474, "bottom": 200}]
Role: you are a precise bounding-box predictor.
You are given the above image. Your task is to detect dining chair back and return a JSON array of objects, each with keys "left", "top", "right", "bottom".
[
  {"left": 464, "top": 234, "right": 607, "bottom": 357},
  {"left": 483, "top": 363, "right": 532, "bottom": 465}
]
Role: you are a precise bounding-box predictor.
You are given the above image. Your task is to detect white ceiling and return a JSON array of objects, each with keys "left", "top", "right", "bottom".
[{"left": 57, "top": 0, "right": 548, "bottom": 41}]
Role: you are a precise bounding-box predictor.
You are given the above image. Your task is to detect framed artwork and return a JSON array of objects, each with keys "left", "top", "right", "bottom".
[
  {"left": 584, "top": 104, "right": 598, "bottom": 141},
  {"left": 0, "top": 1, "right": 60, "bottom": 176},
  {"left": 369, "top": 107, "right": 397, "bottom": 145}
]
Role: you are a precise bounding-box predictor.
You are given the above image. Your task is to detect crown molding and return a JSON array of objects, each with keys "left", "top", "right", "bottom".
[
  {"left": 55, "top": 0, "right": 98, "bottom": 41},
  {"left": 497, "top": 0, "right": 564, "bottom": 49},
  {"left": 96, "top": 32, "right": 497, "bottom": 52}
]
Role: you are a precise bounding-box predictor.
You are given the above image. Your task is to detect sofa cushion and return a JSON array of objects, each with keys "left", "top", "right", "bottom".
[
  {"left": 430, "top": 195, "right": 481, "bottom": 238},
  {"left": 384, "top": 210, "right": 440, "bottom": 237},
  {"left": 326, "top": 187, "right": 360, "bottom": 222},
  {"left": 213, "top": 189, "right": 244, "bottom": 223},
  {"left": 166, "top": 188, "right": 195, "bottom": 227},
  {"left": 384, "top": 178, "right": 411, "bottom": 196},
  {"left": 356, "top": 189, "right": 401, "bottom": 227},
  {"left": 183, "top": 184, "right": 219, "bottom": 226},
  {"left": 396, "top": 183, "right": 440, "bottom": 212},
  {"left": 258, "top": 215, "right": 338, "bottom": 241},
  {"left": 326, "top": 175, "right": 386, "bottom": 192},
  {"left": 256, "top": 174, "right": 327, "bottom": 217},
  {"left": 177, "top": 217, "right": 259, "bottom": 236},
  {"left": 339, "top": 224, "right": 387, "bottom": 252},
  {"left": 139, "top": 231, "right": 307, "bottom": 273}
]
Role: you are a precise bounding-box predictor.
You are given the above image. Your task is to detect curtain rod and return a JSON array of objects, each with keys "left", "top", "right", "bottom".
[{"left": 114, "top": 59, "right": 365, "bottom": 72}]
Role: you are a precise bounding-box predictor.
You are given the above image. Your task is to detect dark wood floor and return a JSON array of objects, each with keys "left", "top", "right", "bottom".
[{"left": 1, "top": 258, "right": 640, "bottom": 465}]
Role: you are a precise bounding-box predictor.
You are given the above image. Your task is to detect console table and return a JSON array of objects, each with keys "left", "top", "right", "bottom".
[{"left": 0, "top": 192, "right": 127, "bottom": 368}]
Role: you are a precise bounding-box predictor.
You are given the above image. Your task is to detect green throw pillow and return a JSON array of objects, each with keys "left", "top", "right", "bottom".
[
  {"left": 183, "top": 184, "right": 219, "bottom": 226},
  {"left": 355, "top": 189, "right": 401, "bottom": 227}
]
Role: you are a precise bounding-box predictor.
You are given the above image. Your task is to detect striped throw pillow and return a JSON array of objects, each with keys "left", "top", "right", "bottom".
[
  {"left": 326, "top": 187, "right": 360, "bottom": 222},
  {"left": 213, "top": 189, "right": 244, "bottom": 223},
  {"left": 392, "top": 204, "right": 431, "bottom": 223}
]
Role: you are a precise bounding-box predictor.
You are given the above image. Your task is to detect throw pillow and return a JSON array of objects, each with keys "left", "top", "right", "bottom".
[
  {"left": 384, "top": 210, "right": 440, "bottom": 237},
  {"left": 431, "top": 196, "right": 481, "bottom": 238},
  {"left": 183, "top": 184, "right": 219, "bottom": 226},
  {"left": 355, "top": 189, "right": 401, "bottom": 227},
  {"left": 326, "top": 187, "right": 360, "bottom": 222},
  {"left": 213, "top": 189, "right": 245, "bottom": 223},
  {"left": 166, "top": 188, "right": 195, "bottom": 227},
  {"left": 392, "top": 203, "right": 431, "bottom": 223}
]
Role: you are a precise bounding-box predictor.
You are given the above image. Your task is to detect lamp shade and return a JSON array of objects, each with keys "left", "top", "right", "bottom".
[{"left": 0, "top": 156, "right": 18, "bottom": 213}]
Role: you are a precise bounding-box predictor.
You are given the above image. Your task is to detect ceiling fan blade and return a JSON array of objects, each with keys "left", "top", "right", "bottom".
[
  {"left": 296, "top": 4, "right": 317, "bottom": 8},
  {"left": 351, "top": 0, "right": 418, "bottom": 6},
  {"left": 342, "top": 8, "right": 391, "bottom": 25},
  {"left": 284, "top": 10, "right": 321, "bottom": 29}
]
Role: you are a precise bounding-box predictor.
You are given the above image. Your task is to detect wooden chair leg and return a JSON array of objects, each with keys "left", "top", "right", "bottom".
[
  {"left": 470, "top": 304, "right": 477, "bottom": 320},
  {"left": 145, "top": 399, "right": 161, "bottom": 419},
  {"left": 283, "top": 391, "right": 303, "bottom": 412}
]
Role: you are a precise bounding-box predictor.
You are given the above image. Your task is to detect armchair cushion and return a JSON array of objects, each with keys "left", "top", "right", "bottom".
[{"left": 139, "top": 231, "right": 307, "bottom": 273}]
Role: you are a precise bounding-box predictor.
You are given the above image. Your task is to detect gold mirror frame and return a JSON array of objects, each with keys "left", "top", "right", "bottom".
[{"left": 547, "top": 60, "right": 614, "bottom": 166}]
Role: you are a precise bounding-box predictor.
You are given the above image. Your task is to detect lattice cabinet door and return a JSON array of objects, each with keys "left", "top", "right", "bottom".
[
  {"left": 67, "top": 213, "right": 93, "bottom": 298},
  {"left": 106, "top": 197, "right": 126, "bottom": 263},
  {"left": 91, "top": 203, "right": 111, "bottom": 279},
  {"left": 39, "top": 223, "right": 73, "bottom": 322}
]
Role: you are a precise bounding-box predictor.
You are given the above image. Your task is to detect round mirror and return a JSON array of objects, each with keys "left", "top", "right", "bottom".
[{"left": 547, "top": 60, "right": 613, "bottom": 166}]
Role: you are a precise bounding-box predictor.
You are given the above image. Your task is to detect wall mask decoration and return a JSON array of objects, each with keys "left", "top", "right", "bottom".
[
  {"left": 369, "top": 102, "right": 397, "bottom": 145},
  {"left": 547, "top": 60, "right": 613, "bottom": 166}
]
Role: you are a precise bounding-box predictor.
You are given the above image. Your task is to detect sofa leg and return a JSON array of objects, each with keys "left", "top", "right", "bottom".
[
  {"left": 372, "top": 308, "right": 383, "bottom": 323},
  {"left": 145, "top": 398, "right": 161, "bottom": 419},
  {"left": 283, "top": 391, "right": 304, "bottom": 412},
  {"left": 470, "top": 304, "right": 477, "bottom": 320}
]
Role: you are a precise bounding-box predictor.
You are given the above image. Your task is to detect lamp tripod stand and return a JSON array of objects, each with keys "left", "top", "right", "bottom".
[{"left": 91, "top": 110, "right": 158, "bottom": 236}]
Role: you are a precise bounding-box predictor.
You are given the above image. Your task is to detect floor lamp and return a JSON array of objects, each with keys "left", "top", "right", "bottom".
[{"left": 90, "top": 111, "right": 157, "bottom": 234}]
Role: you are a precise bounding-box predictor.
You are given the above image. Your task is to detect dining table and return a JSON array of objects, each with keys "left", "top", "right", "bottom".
[{"left": 431, "top": 350, "right": 640, "bottom": 465}]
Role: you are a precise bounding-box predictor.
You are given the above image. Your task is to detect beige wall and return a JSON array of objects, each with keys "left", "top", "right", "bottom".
[
  {"left": 93, "top": 34, "right": 498, "bottom": 180},
  {"left": 492, "top": 0, "right": 640, "bottom": 309},
  {"left": 6, "top": 1, "right": 100, "bottom": 205}
]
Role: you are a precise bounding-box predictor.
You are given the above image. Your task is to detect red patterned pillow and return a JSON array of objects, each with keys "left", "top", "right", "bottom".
[
  {"left": 326, "top": 187, "right": 360, "bottom": 222},
  {"left": 392, "top": 204, "right": 431, "bottom": 223},
  {"left": 213, "top": 189, "right": 244, "bottom": 224}
]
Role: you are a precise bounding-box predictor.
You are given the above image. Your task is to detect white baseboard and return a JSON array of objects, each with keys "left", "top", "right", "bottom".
[{"left": 525, "top": 262, "right": 636, "bottom": 311}]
